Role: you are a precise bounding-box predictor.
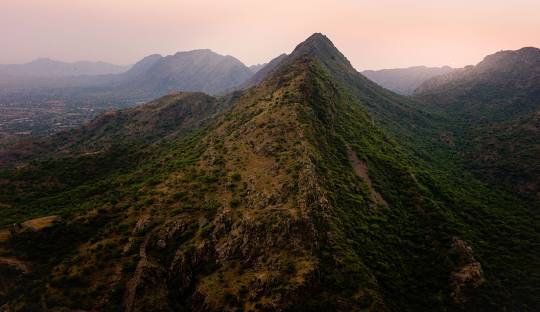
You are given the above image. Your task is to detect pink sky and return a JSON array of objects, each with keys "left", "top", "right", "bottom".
[{"left": 1, "top": 0, "right": 539, "bottom": 70}]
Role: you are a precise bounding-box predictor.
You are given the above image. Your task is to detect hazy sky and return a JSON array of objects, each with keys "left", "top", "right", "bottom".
[{"left": 1, "top": 0, "right": 539, "bottom": 70}]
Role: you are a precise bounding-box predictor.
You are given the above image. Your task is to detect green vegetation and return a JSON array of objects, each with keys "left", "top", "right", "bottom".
[
  {"left": 414, "top": 47, "right": 540, "bottom": 200},
  {"left": 0, "top": 34, "right": 538, "bottom": 311},
  {"left": 294, "top": 57, "right": 539, "bottom": 310}
]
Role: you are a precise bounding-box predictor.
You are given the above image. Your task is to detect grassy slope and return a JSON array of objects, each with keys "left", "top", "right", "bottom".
[{"left": 299, "top": 57, "right": 539, "bottom": 310}]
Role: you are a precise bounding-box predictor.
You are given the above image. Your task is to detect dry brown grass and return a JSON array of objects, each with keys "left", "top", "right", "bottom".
[{"left": 20, "top": 215, "right": 59, "bottom": 231}]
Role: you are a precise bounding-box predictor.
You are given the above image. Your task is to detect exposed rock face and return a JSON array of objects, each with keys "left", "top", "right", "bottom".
[
  {"left": 347, "top": 148, "right": 388, "bottom": 207},
  {"left": 449, "top": 238, "right": 485, "bottom": 305},
  {"left": 120, "top": 60, "right": 328, "bottom": 310}
]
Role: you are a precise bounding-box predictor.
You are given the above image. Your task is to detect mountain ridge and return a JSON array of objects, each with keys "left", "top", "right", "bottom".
[
  {"left": 0, "top": 58, "right": 130, "bottom": 78},
  {"left": 0, "top": 33, "right": 538, "bottom": 311},
  {"left": 414, "top": 46, "right": 540, "bottom": 200},
  {"left": 101, "top": 49, "right": 255, "bottom": 96},
  {"left": 0, "top": 49, "right": 255, "bottom": 96}
]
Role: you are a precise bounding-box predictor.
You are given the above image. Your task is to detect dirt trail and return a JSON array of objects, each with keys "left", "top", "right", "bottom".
[
  {"left": 347, "top": 148, "right": 388, "bottom": 207},
  {"left": 20, "top": 215, "right": 59, "bottom": 231}
]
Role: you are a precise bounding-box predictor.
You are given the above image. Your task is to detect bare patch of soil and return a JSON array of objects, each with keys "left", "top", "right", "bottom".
[{"left": 347, "top": 148, "right": 388, "bottom": 207}]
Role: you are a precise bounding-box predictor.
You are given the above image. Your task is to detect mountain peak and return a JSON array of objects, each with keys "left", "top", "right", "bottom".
[
  {"left": 305, "top": 32, "right": 331, "bottom": 44},
  {"left": 516, "top": 46, "right": 540, "bottom": 54},
  {"left": 515, "top": 46, "right": 540, "bottom": 61},
  {"left": 282, "top": 32, "right": 358, "bottom": 76},
  {"left": 174, "top": 49, "right": 214, "bottom": 56},
  {"left": 29, "top": 57, "right": 59, "bottom": 65},
  {"left": 290, "top": 33, "right": 338, "bottom": 58},
  {"left": 476, "top": 46, "right": 540, "bottom": 72}
]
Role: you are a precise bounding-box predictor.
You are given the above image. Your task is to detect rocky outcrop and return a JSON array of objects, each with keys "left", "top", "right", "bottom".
[{"left": 448, "top": 238, "right": 485, "bottom": 305}]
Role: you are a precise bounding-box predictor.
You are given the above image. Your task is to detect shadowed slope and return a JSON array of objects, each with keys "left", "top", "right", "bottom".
[{"left": 415, "top": 47, "right": 540, "bottom": 200}]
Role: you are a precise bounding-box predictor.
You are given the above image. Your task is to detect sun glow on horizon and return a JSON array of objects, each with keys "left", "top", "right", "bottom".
[{"left": 1, "top": 0, "right": 539, "bottom": 69}]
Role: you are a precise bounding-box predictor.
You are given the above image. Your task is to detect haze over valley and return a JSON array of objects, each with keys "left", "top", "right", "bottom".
[{"left": 0, "top": 1, "right": 539, "bottom": 311}]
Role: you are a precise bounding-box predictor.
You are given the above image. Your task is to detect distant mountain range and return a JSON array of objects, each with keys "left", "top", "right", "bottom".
[
  {"left": 362, "top": 66, "right": 454, "bottom": 95},
  {"left": 248, "top": 63, "right": 266, "bottom": 73},
  {"left": 0, "top": 50, "right": 259, "bottom": 96},
  {"left": 0, "top": 51, "right": 271, "bottom": 96},
  {"left": 0, "top": 50, "right": 283, "bottom": 143},
  {"left": 239, "top": 53, "right": 288, "bottom": 89},
  {"left": 0, "top": 58, "right": 130, "bottom": 78},
  {"left": 112, "top": 49, "right": 255, "bottom": 95}
]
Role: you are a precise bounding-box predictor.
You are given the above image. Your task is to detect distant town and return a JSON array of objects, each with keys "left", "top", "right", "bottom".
[{"left": 0, "top": 89, "right": 149, "bottom": 146}]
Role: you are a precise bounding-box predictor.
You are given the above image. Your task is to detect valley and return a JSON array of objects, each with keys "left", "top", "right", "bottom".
[
  {"left": 0, "top": 50, "right": 261, "bottom": 145},
  {"left": 0, "top": 91, "right": 141, "bottom": 146}
]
